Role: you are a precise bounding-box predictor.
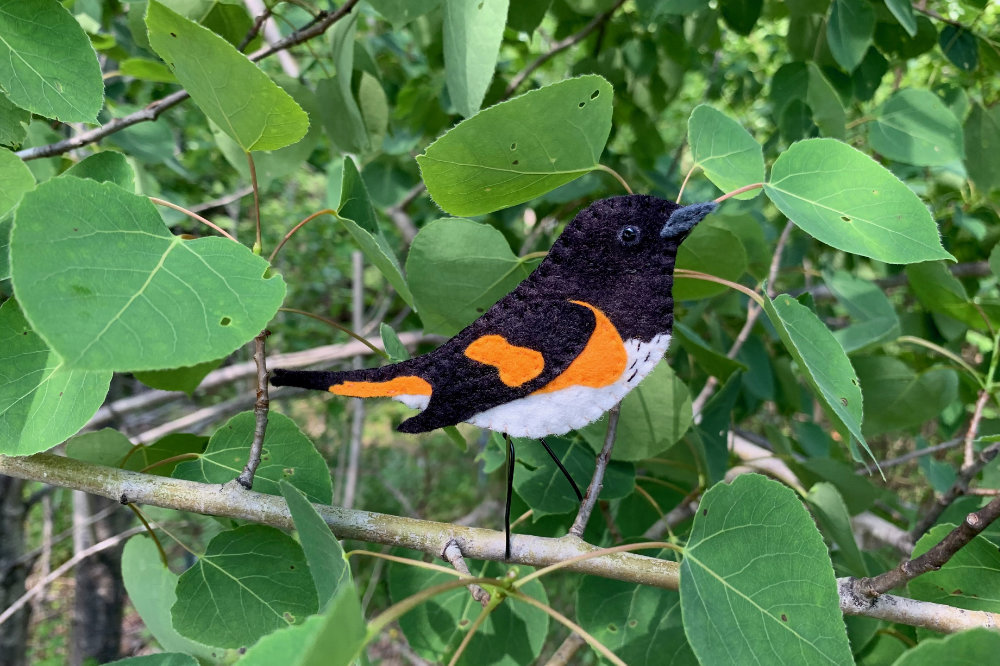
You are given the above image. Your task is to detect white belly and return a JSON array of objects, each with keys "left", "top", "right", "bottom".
[{"left": 463, "top": 333, "right": 671, "bottom": 438}]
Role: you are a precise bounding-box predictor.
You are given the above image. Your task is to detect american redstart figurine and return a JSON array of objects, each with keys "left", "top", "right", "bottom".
[{"left": 272, "top": 194, "right": 717, "bottom": 557}]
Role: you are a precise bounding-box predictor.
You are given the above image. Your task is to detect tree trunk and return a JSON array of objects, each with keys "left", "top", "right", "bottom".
[
  {"left": 0, "top": 476, "right": 30, "bottom": 666},
  {"left": 69, "top": 494, "right": 130, "bottom": 666}
]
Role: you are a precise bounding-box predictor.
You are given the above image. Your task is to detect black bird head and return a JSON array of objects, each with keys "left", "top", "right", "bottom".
[{"left": 526, "top": 194, "right": 717, "bottom": 340}]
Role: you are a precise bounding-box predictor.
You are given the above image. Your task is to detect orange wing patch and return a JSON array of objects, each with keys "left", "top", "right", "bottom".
[
  {"left": 330, "top": 376, "right": 432, "bottom": 398},
  {"left": 464, "top": 335, "right": 545, "bottom": 387},
  {"left": 534, "top": 301, "right": 626, "bottom": 394}
]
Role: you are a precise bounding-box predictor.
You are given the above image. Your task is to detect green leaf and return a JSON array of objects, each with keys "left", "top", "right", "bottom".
[
  {"left": 0, "top": 218, "right": 12, "bottom": 282},
  {"left": 869, "top": 89, "right": 964, "bottom": 166},
  {"left": 718, "top": 0, "right": 761, "bottom": 35},
  {"left": 172, "top": 525, "right": 319, "bottom": 648},
  {"left": 389, "top": 557, "right": 549, "bottom": 665},
  {"left": 106, "top": 655, "right": 198, "bottom": 666},
  {"left": 674, "top": 224, "right": 748, "bottom": 300},
  {"left": 11, "top": 177, "right": 286, "bottom": 371},
  {"left": 0, "top": 148, "right": 33, "bottom": 218},
  {"left": 824, "top": 271, "right": 900, "bottom": 353},
  {"left": 238, "top": 584, "right": 366, "bottom": 666},
  {"left": 909, "top": 524, "right": 1000, "bottom": 615},
  {"left": 905, "top": 261, "right": 985, "bottom": 329},
  {"left": 991, "top": 244, "right": 1000, "bottom": 280},
  {"left": 680, "top": 474, "right": 853, "bottom": 665},
  {"left": 762, "top": 293, "right": 871, "bottom": 463},
  {"left": 64, "top": 152, "right": 135, "bottom": 190},
  {"left": 806, "top": 64, "right": 846, "bottom": 139},
  {"left": 315, "top": 10, "right": 368, "bottom": 154},
  {"left": 764, "top": 138, "right": 954, "bottom": 263},
  {"left": 0, "top": 93, "right": 30, "bottom": 148},
  {"left": 939, "top": 25, "right": 978, "bottom": 72},
  {"left": 687, "top": 105, "right": 764, "bottom": 199},
  {"left": 805, "top": 482, "right": 867, "bottom": 577},
  {"left": 174, "top": 411, "right": 333, "bottom": 504},
  {"left": 964, "top": 103, "right": 1000, "bottom": 194},
  {"left": 121, "top": 535, "right": 225, "bottom": 659},
  {"left": 826, "top": 0, "right": 874, "bottom": 71},
  {"left": 280, "top": 481, "right": 350, "bottom": 613},
  {"left": 0, "top": 0, "right": 102, "bottom": 122},
  {"left": 66, "top": 429, "right": 208, "bottom": 476},
  {"left": 674, "top": 323, "right": 747, "bottom": 381},
  {"left": 508, "top": 0, "right": 552, "bottom": 31},
  {"left": 883, "top": 0, "right": 917, "bottom": 37},
  {"left": 336, "top": 157, "right": 414, "bottom": 307},
  {"left": 443, "top": 0, "right": 509, "bottom": 118},
  {"left": 513, "top": 436, "right": 633, "bottom": 517},
  {"left": 380, "top": 322, "right": 411, "bottom": 361},
  {"left": 65, "top": 428, "right": 133, "bottom": 467},
  {"left": 576, "top": 566, "right": 696, "bottom": 665},
  {"left": 580, "top": 362, "right": 692, "bottom": 462},
  {"left": 893, "top": 628, "right": 1000, "bottom": 665},
  {"left": 368, "top": 0, "right": 442, "bottom": 26},
  {"left": 133, "top": 358, "right": 224, "bottom": 396},
  {"left": 0, "top": 299, "right": 111, "bottom": 456},
  {"left": 854, "top": 356, "right": 958, "bottom": 436},
  {"left": 119, "top": 57, "right": 177, "bottom": 83},
  {"left": 146, "top": 0, "right": 308, "bottom": 151},
  {"left": 406, "top": 218, "right": 535, "bottom": 336},
  {"left": 417, "top": 75, "right": 613, "bottom": 216}
]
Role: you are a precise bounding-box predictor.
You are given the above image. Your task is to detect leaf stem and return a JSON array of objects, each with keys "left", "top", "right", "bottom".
[
  {"left": 269, "top": 209, "right": 338, "bottom": 264},
  {"left": 896, "top": 335, "right": 984, "bottom": 386},
  {"left": 149, "top": 197, "right": 238, "bottom": 242},
  {"left": 138, "top": 453, "right": 200, "bottom": 474},
  {"left": 714, "top": 182, "right": 764, "bottom": 204},
  {"left": 279, "top": 307, "right": 389, "bottom": 359},
  {"left": 125, "top": 503, "right": 169, "bottom": 568},
  {"left": 674, "top": 269, "right": 765, "bottom": 305},
  {"left": 365, "top": 576, "right": 501, "bottom": 639},
  {"left": 345, "top": 549, "right": 464, "bottom": 578},
  {"left": 595, "top": 164, "right": 633, "bottom": 194},
  {"left": 676, "top": 164, "right": 698, "bottom": 203},
  {"left": 447, "top": 593, "right": 503, "bottom": 666}
]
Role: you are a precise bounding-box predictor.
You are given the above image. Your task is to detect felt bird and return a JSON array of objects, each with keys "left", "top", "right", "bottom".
[{"left": 271, "top": 194, "right": 717, "bottom": 557}]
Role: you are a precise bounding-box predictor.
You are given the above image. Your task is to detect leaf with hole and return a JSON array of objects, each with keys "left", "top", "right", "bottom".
[
  {"left": 764, "top": 138, "right": 953, "bottom": 263},
  {"left": 687, "top": 105, "right": 763, "bottom": 199},
  {"left": 173, "top": 411, "right": 332, "bottom": 504},
  {"left": 11, "top": 177, "right": 285, "bottom": 371},
  {"left": 680, "top": 474, "right": 853, "bottom": 665},
  {"left": 406, "top": 218, "right": 536, "bottom": 336},
  {"left": 146, "top": 0, "right": 308, "bottom": 151},
  {"left": 0, "top": 299, "right": 111, "bottom": 456},
  {"left": 171, "top": 525, "right": 318, "bottom": 648},
  {"left": 417, "top": 75, "right": 613, "bottom": 216}
]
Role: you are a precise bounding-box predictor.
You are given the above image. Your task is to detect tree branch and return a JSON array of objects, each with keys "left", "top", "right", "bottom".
[
  {"left": 911, "top": 441, "right": 1000, "bottom": 539},
  {"left": 236, "top": 331, "right": 270, "bottom": 489},
  {"left": 839, "top": 577, "right": 1000, "bottom": 633},
  {"left": 569, "top": 404, "right": 620, "bottom": 538}
]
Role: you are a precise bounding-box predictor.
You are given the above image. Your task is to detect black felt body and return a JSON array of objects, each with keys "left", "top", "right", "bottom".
[{"left": 272, "top": 194, "right": 699, "bottom": 434}]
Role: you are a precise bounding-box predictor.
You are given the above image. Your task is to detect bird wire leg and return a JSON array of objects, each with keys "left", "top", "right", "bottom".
[
  {"left": 539, "top": 437, "right": 583, "bottom": 501},
  {"left": 504, "top": 433, "right": 515, "bottom": 560}
]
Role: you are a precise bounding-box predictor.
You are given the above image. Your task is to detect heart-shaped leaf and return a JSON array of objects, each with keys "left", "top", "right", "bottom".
[{"left": 11, "top": 177, "right": 285, "bottom": 371}]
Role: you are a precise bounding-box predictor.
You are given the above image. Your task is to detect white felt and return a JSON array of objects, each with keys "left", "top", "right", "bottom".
[
  {"left": 464, "top": 333, "right": 672, "bottom": 437},
  {"left": 395, "top": 394, "right": 430, "bottom": 409}
]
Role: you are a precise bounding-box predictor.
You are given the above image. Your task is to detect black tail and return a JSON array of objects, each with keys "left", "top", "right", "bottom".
[{"left": 270, "top": 368, "right": 346, "bottom": 391}]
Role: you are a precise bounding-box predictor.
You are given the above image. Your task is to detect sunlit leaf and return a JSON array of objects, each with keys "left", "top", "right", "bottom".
[
  {"left": 687, "top": 105, "right": 763, "bottom": 199},
  {"left": 869, "top": 89, "right": 964, "bottom": 166}
]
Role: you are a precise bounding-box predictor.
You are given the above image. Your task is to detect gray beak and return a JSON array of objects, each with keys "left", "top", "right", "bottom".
[{"left": 660, "top": 201, "right": 718, "bottom": 238}]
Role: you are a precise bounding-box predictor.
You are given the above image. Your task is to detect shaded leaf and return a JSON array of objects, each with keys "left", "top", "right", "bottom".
[
  {"left": 146, "top": 0, "right": 308, "bottom": 151},
  {"left": 380, "top": 322, "right": 410, "bottom": 361},
  {"left": 11, "top": 177, "right": 285, "bottom": 371},
  {"left": 909, "top": 524, "right": 1000, "bottom": 615},
  {"left": 824, "top": 271, "right": 900, "bottom": 353},
  {"left": 939, "top": 25, "right": 978, "bottom": 72},
  {"left": 680, "top": 474, "right": 853, "bottom": 665},
  {"left": 827, "top": 0, "right": 875, "bottom": 71},
  {"left": 893, "top": 629, "right": 1000, "bottom": 665},
  {"left": 674, "top": 323, "right": 746, "bottom": 381},
  {"left": 869, "top": 89, "right": 964, "bottom": 166},
  {"left": 0, "top": 0, "right": 102, "bottom": 122},
  {"left": 369, "top": 0, "right": 442, "bottom": 26},
  {"left": 0, "top": 93, "right": 30, "bottom": 148},
  {"left": 133, "top": 358, "right": 224, "bottom": 396},
  {"left": 806, "top": 64, "right": 846, "bottom": 139},
  {"left": 883, "top": 0, "right": 916, "bottom": 37},
  {"left": 172, "top": 525, "right": 318, "bottom": 648},
  {"left": 687, "top": 104, "right": 764, "bottom": 199},
  {"left": 280, "top": 481, "right": 350, "bottom": 612},
  {"left": 764, "top": 138, "right": 953, "bottom": 263},
  {"left": 855, "top": 356, "right": 958, "bottom": 436},
  {"left": 173, "top": 411, "right": 332, "bottom": 504},
  {"left": 0, "top": 149, "right": 34, "bottom": 221},
  {"left": 417, "top": 75, "right": 613, "bottom": 216},
  {"left": 443, "top": 0, "right": 509, "bottom": 118},
  {"left": 0, "top": 299, "right": 110, "bottom": 456},
  {"left": 806, "top": 482, "right": 867, "bottom": 577},
  {"left": 906, "top": 261, "right": 985, "bottom": 329},
  {"left": 964, "top": 103, "right": 1000, "bottom": 194},
  {"left": 674, "top": 224, "right": 748, "bottom": 300},
  {"left": 64, "top": 152, "right": 135, "bottom": 190},
  {"left": 406, "top": 218, "right": 535, "bottom": 336}
]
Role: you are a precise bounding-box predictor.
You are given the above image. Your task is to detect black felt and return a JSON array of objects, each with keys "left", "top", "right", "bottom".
[{"left": 271, "top": 194, "right": 715, "bottom": 435}]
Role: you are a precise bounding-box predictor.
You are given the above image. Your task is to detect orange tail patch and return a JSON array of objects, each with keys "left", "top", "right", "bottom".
[
  {"left": 464, "top": 334, "right": 546, "bottom": 387},
  {"left": 330, "top": 376, "right": 432, "bottom": 398},
  {"left": 534, "top": 301, "right": 626, "bottom": 394}
]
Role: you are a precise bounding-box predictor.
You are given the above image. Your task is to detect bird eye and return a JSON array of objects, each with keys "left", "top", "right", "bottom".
[{"left": 618, "top": 225, "right": 641, "bottom": 246}]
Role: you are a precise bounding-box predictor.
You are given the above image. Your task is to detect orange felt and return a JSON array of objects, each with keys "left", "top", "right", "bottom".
[
  {"left": 464, "top": 334, "right": 545, "bottom": 387},
  {"left": 534, "top": 301, "right": 626, "bottom": 394},
  {"left": 330, "top": 376, "right": 432, "bottom": 398}
]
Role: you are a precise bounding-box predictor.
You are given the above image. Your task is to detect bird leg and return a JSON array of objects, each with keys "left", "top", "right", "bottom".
[
  {"left": 538, "top": 438, "right": 583, "bottom": 501},
  {"left": 504, "top": 433, "right": 515, "bottom": 560}
]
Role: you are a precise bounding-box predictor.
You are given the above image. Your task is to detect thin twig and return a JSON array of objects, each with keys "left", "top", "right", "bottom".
[
  {"left": 16, "top": 0, "right": 362, "bottom": 161},
  {"left": 856, "top": 436, "right": 963, "bottom": 474},
  {"left": 442, "top": 540, "right": 490, "bottom": 607},
  {"left": 236, "top": 331, "right": 270, "bottom": 489},
  {"left": 569, "top": 404, "right": 620, "bottom": 538},
  {"left": 964, "top": 390, "right": 991, "bottom": 471},
  {"left": 149, "top": 197, "right": 238, "bottom": 242},
  {"left": 279, "top": 307, "right": 389, "bottom": 358},
  {"left": 270, "top": 209, "right": 337, "bottom": 263},
  {"left": 343, "top": 252, "right": 365, "bottom": 510},
  {"left": 852, "top": 493, "right": 1000, "bottom": 597},
  {"left": 504, "top": 0, "right": 627, "bottom": 97},
  {"left": 912, "top": 441, "right": 1000, "bottom": 539},
  {"left": 384, "top": 184, "right": 424, "bottom": 244},
  {"left": 545, "top": 634, "right": 586, "bottom": 666}
]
